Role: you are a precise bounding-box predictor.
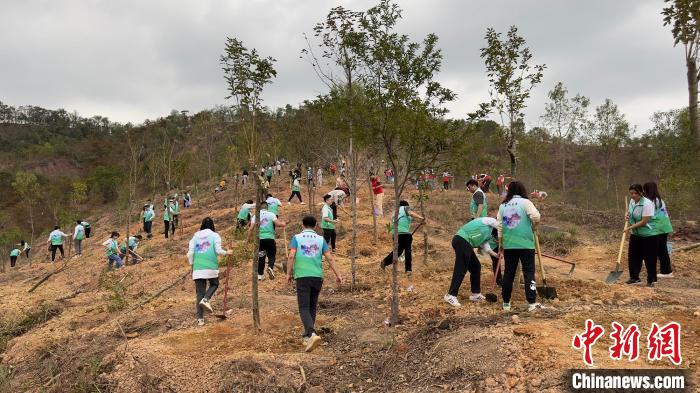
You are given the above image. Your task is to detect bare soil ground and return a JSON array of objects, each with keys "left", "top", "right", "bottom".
[{"left": 1, "top": 179, "right": 698, "bottom": 392}]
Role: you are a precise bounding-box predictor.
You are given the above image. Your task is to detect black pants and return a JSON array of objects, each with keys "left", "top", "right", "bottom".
[
  {"left": 331, "top": 202, "right": 338, "bottom": 219},
  {"left": 50, "top": 245, "right": 64, "bottom": 261},
  {"left": 267, "top": 175, "right": 272, "bottom": 183},
  {"left": 657, "top": 233, "right": 672, "bottom": 274},
  {"left": 288, "top": 191, "right": 302, "bottom": 202},
  {"left": 628, "top": 234, "right": 658, "bottom": 283},
  {"left": 164, "top": 220, "right": 170, "bottom": 238},
  {"left": 24, "top": 249, "right": 30, "bottom": 258},
  {"left": 257, "top": 239, "right": 277, "bottom": 275},
  {"left": 10, "top": 256, "right": 17, "bottom": 267},
  {"left": 447, "top": 236, "right": 481, "bottom": 296},
  {"left": 323, "top": 228, "right": 336, "bottom": 251},
  {"left": 443, "top": 181, "right": 449, "bottom": 190},
  {"left": 85, "top": 227, "right": 91, "bottom": 238},
  {"left": 195, "top": 278, "right": 219, "bottom": 319},
  {"left": 382, "top": 233, "right": 413, "bottom": 272},
  {"left": 143, "top": 220, "right": 152, "bottom": 236},
  {"left": 502, "top": 248, "right": 536, "bottom": 304},
  {"left": 171, "top": 215, "right": 179, "bottom": 235},
  {"left": 296, "top": 277, "right": 323, "bottom": 337},
  {"left": 236, "top": 218, "right": 249, "bottom": 231}
]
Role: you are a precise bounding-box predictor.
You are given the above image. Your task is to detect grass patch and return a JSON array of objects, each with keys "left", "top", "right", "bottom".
[
  {"left": 0, "top": 302, "right": 61, "bottom": 353},
  {"left": 99, "top": 272, "right": 128, "bottom": 312}
]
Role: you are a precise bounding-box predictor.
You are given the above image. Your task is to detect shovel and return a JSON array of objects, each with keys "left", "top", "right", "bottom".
[
  {"left": 606, "top": 198, "right": 628, "bottom": 284},
  {"left": 214, "top": 241, "right": 234, "bottom": 320},
  {"left": 485, "top": 253, "right": 502, "bottom": 303},
  {"left": 541, "top": 253, "right": 576, "bottom": 276},
  {"left": 534, "top": 232, "right": 557, "bottom": 299},
  {"left": 282, "top": 226, "right": 289, "bottom": 273}
]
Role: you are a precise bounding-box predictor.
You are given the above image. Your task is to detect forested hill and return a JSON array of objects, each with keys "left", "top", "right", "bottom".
[{"left": 0, "top": 99, "right": 698, "bottom": 253}]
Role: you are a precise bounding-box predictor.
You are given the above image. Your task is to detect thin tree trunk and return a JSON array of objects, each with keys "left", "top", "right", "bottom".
[
  {"left": 251, "top": 168, "right": 261, "bottom": 330},
  {"left": 687, "top": 58, "right": 700, "bottom": 144},
  {"left": 390, "top": 168, "right": 400, "bottom": 325},
  {"left": 349, "top": 139, "right": 358, "bottom": 289},
  {"left": 29, "top": 203, "right": 35, "bottom": 267},
  {"left": 508, "top": 120, "right": 518, "bottom": 177},
  {"left": 561, "top": 146, "right": 567, "bottom": 199},
  {"left": 368, "top": 176, "right": 377, "bottom": 244},
  {"left": 418, "top": 182, "right": 428, "bottom": 266}
]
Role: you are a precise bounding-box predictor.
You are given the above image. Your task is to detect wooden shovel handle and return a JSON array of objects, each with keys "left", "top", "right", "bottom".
[
  {"left": 615, "top": 197, "right": 629, "bottom": 270},
  {"left": 534, "top": 231, "right": 547, "bottom": 284},
  {"left": 283, "top": 226, "right": 289, "bottom": 258}
]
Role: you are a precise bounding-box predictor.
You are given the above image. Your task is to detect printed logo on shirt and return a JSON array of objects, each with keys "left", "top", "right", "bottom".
[
  {"left": 503, "top": 210, "right": 522, "bottom": 229},
  {"left": 300, "top": 243, "right": 320, "bottom": 257},
  {"left": 260, "top": 217, "right": 270, "bottom": 227},
  {"left": 195, "top": 238, "right": 212, "bottom": 253}
]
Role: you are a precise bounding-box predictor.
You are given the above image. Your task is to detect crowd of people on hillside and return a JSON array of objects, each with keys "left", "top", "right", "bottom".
[{"left": 7, "top": 158, "right": 677, "bottom": 353}]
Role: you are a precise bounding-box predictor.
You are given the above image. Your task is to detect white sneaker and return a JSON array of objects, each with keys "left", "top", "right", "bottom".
[
  {"left": 196, "top": 318, "right": 205, "bottom": 326},
  {"left": 443, "top": 294, "right": 461, "bottom": 308},
  {"left": 469, "top": 293, "right": 486, "bottom": 302},
  {"left": 502, "top": 303, "right": 511, "bottom": 311},
  {"left": 406, "top": 285, "right": 414, "bottom": 293},
  {"left": 657, "top": 273, "right": 674, "bottom": 278},
  {"left": 305, "top": 333, "right": 322, "bottom": 352},
  {"left": 301, "top": 202, "right": 306, "bottom": 205},
  {"left": 258, "top": 274, "right": 265, "bottom": 281},
  {"left": 199, "top": 298, "right": 213, "bottom": 313},
  {"left": 267, "top": 266, "right": 275, "bottom": 279},
  {"left": 528, "top": 302, "right": 544, "bottom": 312}
]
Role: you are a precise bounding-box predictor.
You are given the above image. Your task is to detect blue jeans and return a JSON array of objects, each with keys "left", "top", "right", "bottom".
[{"left": 108, "top": 254, "right": 123, "bottom": 270}]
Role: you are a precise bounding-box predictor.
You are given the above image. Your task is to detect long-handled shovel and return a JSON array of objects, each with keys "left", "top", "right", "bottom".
[
  {"left": 214, "top": 263, "right": 233, "bottom": 320},
  {"left": 606, "top": 198, "right": 628, "bottom": 284},
  {"left": 485, "top": 253, "right": 502, "bottom": 303},
  {"left": 541, "top": 253, "right": 576, "bottom": 276},
  {"left": 282, "top": 226, "right": 289, "bottom": 273},
  {"left": 534, "top": 232, "right": 557, "bottom": 299}
]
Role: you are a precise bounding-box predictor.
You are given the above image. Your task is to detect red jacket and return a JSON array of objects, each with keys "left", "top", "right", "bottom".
[{"left": 371, "top": 178, "right": 383, "bottom": 194}]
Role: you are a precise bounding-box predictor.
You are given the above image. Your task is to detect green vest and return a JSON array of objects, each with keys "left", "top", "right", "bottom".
[
  {"left": 456, "top": 218, "right": 493, "bottom": 248},
  {"left": 171, "top": 201, "right": 180, "bottom": 215},
  {"left": 237, "top": 205, "right": 252, "bottom": 220},
  {"left": 390, "top": 206, "right": 412, "bottom": 235},
  {"left": 144, "top": 209, "right": 155, "bottom": 222},
  {"left": 50, "top": 232, "right": 64, "bottom": 246},
  {"left": 105, "top": 239, "right": 119, "bottom": 257},
  {"left": 81, "top": 221, "right": 90, "bottom": 229},
  {"left": 75, "top": 226, "right": 85, "bottom": 241},
  {"left": 653, "top": 199, "right": 673, "bottom": 235},
  {"left": 192, "top": 234, "right": 219, "bottom": 271},
  {"left": 292, "top": 179, "right": 301, "bottom": 192},
  {"left": 164, "top": 204, "right": 171, "bottom": 221},
  {"left": 10, "top": 249, "right": 20, "bottom": 257},
  {"left": 293, "top": 230, "right": 325, "bottom": 279},
  {"left": 258, "top": 210, "right": 276, "bottom": 240},
  {"left": 499, "top": 196, "right": 534, "bottom": 249},
  {"left": 267, "top": 199, "right": 280, "bottom": 214},
  {"left": 628, "top": 198, "right": 656, "bottom": 237},
  {"left": 470, "top": 188, "right": 487, "bottom": 218},
  {"left": 321, "top": 204, "right": 335, "bottom": 229}
]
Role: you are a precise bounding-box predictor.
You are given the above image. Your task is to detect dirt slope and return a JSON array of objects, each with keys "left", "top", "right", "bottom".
[{"left": 1, "top": 179, "right": 698, "bottom": 392}]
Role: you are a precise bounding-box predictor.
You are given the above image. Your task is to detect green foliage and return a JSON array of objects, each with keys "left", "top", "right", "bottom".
[
  {"left": 87, "top": 165, "right": 123, "bottom": 202},
  {"left": 98, "top": 272, "right": 128, "bottom": 312},
  {"left": 0, "top": 365, "right": 10, "bottom": 393}
]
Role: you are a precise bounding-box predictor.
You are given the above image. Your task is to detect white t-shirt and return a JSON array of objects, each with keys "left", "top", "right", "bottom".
[
  {"left": 73, "top": 224, "right": 85, "bottom": 240},
  {"left": 328, "top": 189, "right": 346, "bottom": 204}
]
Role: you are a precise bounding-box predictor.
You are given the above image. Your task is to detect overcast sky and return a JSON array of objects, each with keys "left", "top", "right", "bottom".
[{"left": 0, "top": 0, "right": 688, "bottom": 133}]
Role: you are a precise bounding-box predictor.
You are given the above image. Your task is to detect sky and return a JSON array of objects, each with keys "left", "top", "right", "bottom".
[{"left": 0, "top": 0, "right": 689, "bottom": 133}]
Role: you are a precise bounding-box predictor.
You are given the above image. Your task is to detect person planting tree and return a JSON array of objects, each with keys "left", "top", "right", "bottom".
[
  {"left": 624, "top": 184, "right": 658, "bottom": 287},
  {"left": 236, "top": 200, "right": 256, "bottom": 231},
  {"left": 643, "top": 182, "right": 674, "bottom": 279},
  {"left": 467, "top": 179, "right": 487, "bottom": 219},
  {"left": 102, "top": 232, "right": 123, "bottom": 270},
  {"left": 321, "top": 194, "right": 340, "bottom": 253},
  {"left": 9, "top": 246, "right": 20, "bottom": 268},
  {"left": 444, "top": 217, "right": 499, "bottom": 307},
  {"left": 249, "top": 200, "right": 287, "bottom": 280},
  {"left": 47, "top": 225, "right": 69, "bottom": 262},
  {"left": 72, "top": 220, "right": 86, "bottom": 257},
  {"left": 381, "top": 201, "right": 425, "bottom": 281},
  {"left": 497, "top": 181, "right": 542, "bottom": 312}
]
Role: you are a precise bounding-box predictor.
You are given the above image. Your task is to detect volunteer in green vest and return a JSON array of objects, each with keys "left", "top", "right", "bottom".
[
  {"left": 187, "top": 217, "right": 233, "bottom": 326},
  {"left": 251, "top": 201, "right": 287, "bottom": 280},
  {"left": 47, "top": 225, "right": 69, "bottom": 262},
  {"left": 73, "top": 220, "right": 86, "bottom": 257},
  {"left": 643, "top": 182, "right": 674, "bottom": 278},
  {"left": 467, "top": 179, "right": 487, "bottom": 219},
  {"left": 101, "top": 232, "right": 123, "bottom": 270},
  {"left": 286, "top": 215, "right": 343, "bottom": 352},
  {"left": 497, "top": 181, "right": 542, "bottom": 312},
  {"left": 444, "top": 217, "right": 499, "bottom": 307},
  {"left": 236, "top": 200, "right": 255, "bottom": 231},
  {"left": 381, "top": 200, "right": 425, "bottom": 273},
  {"left": 624, "top": 184, "right": 658, "bottom": 286},
  {"left": 141, "top": 204, "right": 155, "bottom": 238},
  {"left": 120, "top": 235, "right": 143, "bottom": 264},
  {"left": 321, "top": 194, "right": 339, "bottom": 253},
  {"left": 171, "top": 195, "right": 181, "bottom": 234},
  {"left": 9, "top": 246, "right": 20, "bottom": 267},
  {"left": 81, "top": 221, "right": 91, "bottom": 238},
  {"left": 266, "top": 194, "right": 282, "bottom": 215},
  {"left": 19, "top": 240, "right": 31, "bottom": 259},
  {"left": 288, "top": 177, "right": 304, "bottom": 205},
  {"left": 163, "top": 198, "right": 174, "bottom": 239}
]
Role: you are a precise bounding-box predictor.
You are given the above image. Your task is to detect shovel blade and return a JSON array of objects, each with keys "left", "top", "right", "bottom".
[
  {"left": 606, "top": 270, "right": 623, "bottom": 284},
  {"left": 536, "top": 286, "right": 558, "bottom": 299}
]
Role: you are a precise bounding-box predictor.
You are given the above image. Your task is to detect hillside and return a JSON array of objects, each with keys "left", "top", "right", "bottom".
[{"left": 1, "top": 179, "right": 698, "bottom": 392}]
